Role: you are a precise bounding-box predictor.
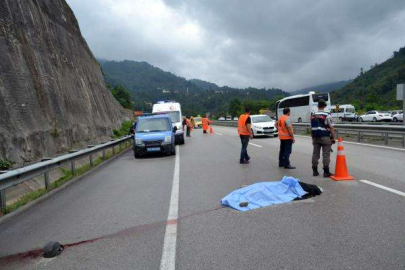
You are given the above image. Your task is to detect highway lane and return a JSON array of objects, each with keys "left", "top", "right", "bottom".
[{"left": 0, "top": 126, "right": 404, "bottom": 269}]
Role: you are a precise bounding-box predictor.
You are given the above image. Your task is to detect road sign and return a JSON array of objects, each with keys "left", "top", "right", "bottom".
[{"left": 397, "top": 84, "right": 404, "bottom": 100}]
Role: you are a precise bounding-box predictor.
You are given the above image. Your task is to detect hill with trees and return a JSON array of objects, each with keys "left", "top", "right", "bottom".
[
  {"left": 99, "top": 60, "right": 289, "bottom": 117},
  {"left": 331, "top": 46, "right": 405, "bottom": 112},
  {"left": 292, "top": 80, "right": 352, "bottom": 95}
]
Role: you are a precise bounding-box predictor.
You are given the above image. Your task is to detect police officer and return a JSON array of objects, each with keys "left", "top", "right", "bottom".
[
  {"left": 311, "top": 99, "right": 336, "bottom": 177},
  {"left": 237, "top": 107, "right": 253, "bottom": 164},
  {"left": 276, "top": 107, "right": 295, "bottom": 169}
]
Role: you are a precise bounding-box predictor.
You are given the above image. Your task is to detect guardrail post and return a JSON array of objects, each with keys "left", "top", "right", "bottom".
[
  {"left": 41, "top": 158, "right": 52, "bottom": 190},
  {"left": 385, "top": 133, "right": 389, "bottom": 145},
  {"left": 88, "top": 145, "right": 95, "bottom": 166},
  {"left": 111, "top": 139, "right": 115, "bottom": 155},
  {"left": 0, "top": 189, "right": 5, "bottom": 212},
  {"left": 44, "top": 172, "right": 50, "bottom": 190},
  {"left": 357, "top": 131, "right": 361, "bottom": 142},
  {"left": 0, "top": 171, "right": 6, "bottom": 211},
  {"left": 69, "top": 150, "right": 78, "bottom": 175}
]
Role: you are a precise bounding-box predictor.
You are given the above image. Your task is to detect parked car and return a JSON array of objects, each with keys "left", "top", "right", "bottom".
[
  {"left": 250, "top": 114, "right": 278, "bottom": 137},
  {"left": 359, "top": 111, "right": 393, "bottom": 122},
  {"left": 218, "top": 117, "right": 225, "bottom": 121},
  {"left": 233, "top": 117, "right": 238, "bottom": 121},
  {"left": 226, "top": 116, "right": 232, "bottom": 121},
  {"left": 133, "top": 114, "right": 176, "bottom": 158},
  {"left": 393, "top": 112, "right": 403, "bottom": 122},
  {"left": 193, "top": 117, "right": 202, "bottom": 128},
  {"left": 390, "top": 110, "right": 402, "bottom": 117}
]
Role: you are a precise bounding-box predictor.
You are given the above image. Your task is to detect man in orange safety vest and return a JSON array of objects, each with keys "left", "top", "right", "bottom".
[
  {"left": 237, "top": 107, "right": 253, "bottom": 164},
  {"left": 202, "top": 115, "right": 212, "bottom": 134},
  {"left": 275, "top": 107, "right": 295, "bottom": 169}
]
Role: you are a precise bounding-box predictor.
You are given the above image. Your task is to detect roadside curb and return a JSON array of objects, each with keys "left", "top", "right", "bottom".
[{"left": 0, "top": 148, "right": 131, "bottom": 226}]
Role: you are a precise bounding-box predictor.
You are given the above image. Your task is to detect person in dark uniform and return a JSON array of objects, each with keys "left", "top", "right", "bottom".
[{"left": 311, "top": 99, "right": 336, "bottom": 177}]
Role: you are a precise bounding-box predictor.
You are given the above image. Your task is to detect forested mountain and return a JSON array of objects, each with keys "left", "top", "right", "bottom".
[
  {"left": 292, "top": 80, "right": 352, "bottom": 95},
  {"left": 99, "top": 60, "right": 289, "bottom": 116},
  {"left": 331, "top": 46, "right": 405, "bottom": 111}
]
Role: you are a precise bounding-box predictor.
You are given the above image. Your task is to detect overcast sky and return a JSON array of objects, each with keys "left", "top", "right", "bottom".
[{"left": 67, "top": 0, "right": 405, "bottom": 91}]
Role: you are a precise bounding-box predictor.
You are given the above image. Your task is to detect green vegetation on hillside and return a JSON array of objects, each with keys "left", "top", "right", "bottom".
[
  {"left": 292, "top": 80, "right": 352, "bottom": 95},
  {"left": 331, "top": 46, "right": 405, "bottom": 112},
  {"left": 108, "top": 85, "right": 133, "bottom": 109},
  {"left": 228, "top": 97, "right": 283, "bottom": 117},
  {"left": 99, "top": 60, "right": 289, "bottom": 117}
]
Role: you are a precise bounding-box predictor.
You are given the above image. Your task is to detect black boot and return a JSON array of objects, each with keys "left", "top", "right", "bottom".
[
  {"left": 323, "top": 167, "right": 333, "bottom": 178},
  {"left": 312, "top": 166, "right": 319, "bottom": 176}
]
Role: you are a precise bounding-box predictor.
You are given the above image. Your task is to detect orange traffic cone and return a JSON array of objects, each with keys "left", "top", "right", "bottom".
[
  {"left": 210, "top": 127, "right": 214, "bottom": 134},
  {"left": 330, "top": 138, "right": 354, "bottom": 181}
]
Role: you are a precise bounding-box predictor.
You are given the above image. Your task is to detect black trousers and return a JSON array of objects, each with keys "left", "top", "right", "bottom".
[
  {"left": 279, "top": 139, "right": 293, "bottom": 167},
  {"left": 240, "top": 136, "right": 250, "bottom": 162}
]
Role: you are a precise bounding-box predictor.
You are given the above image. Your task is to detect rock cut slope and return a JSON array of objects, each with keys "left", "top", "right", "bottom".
[{"left": 0, "top": 0, "right": 130, "bottom": 164}]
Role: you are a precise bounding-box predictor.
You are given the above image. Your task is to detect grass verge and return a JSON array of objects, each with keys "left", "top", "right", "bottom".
[{"left": 2, "top": 143, "right": 130, "bottom": 215}]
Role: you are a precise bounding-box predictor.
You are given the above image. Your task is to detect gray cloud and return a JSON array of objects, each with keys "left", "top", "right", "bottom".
[{"left": 67, "top": 0, "right": 405, "bottom": 90}]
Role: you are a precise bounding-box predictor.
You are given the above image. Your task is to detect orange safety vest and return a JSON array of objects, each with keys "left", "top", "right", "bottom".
[
  {"left": 238, "top": 114, "right": 250, "bottom": 136},
  {"left": 186, "top": 118, "right": 192, "bottom": 128},
  {"left": 277, "top": 115, "right": 293, "bottom": 140},
  {"left": 202, "top": 118, "right": 210, "bottom": 130}
]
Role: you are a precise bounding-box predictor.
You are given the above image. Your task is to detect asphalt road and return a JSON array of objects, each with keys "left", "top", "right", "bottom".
[{"left": 1, "top": 126, "right": 404, "bottom": 269}]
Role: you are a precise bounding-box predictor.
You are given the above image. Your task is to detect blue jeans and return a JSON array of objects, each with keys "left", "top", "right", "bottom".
[
  {"left": 279, "top": 139, "right": 293, "bottom": 167},
  {"left": 240, "top": 136, "right": 250, "bottom": 162}
]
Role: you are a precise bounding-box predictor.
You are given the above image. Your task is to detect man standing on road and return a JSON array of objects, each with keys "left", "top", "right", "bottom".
[
  {"left": 311, "top": 99, "right": 336, "bottom": 177},
  {"left": 202, "top": 115, "right": 212, "bottom": 134},
  {"left": 238, "top": 107, "right": 253, "bottom": 164},
  {"left": 275, "top": 108, "right": 295, "bottom": 169}
]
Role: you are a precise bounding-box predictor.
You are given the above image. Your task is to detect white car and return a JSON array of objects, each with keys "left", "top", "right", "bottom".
[
  {"left": 359, "top": 111, "right": 393, "bottom": 122},
  {"left": 233, "top": 117, "right": 238, "bottom": 121},
  {"left": 226, "top": 116, "right": 232, "bottom": 121},
  {"left": 393, "top": 112, "right": 403, "bottom": 122},
  {"left": 218, "top": 117, "right": 225, "bottom": 121},
  {"left": 250, "top": 115, "right": 278, "bottom": 137}
]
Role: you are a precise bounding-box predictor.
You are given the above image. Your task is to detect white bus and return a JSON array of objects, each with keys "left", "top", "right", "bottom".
[
  {"left": 276, "top": 92, "right": 331, "bottom": 123},
  {"left": 330, "top": 104, "right": 356, "bottom": 122}
]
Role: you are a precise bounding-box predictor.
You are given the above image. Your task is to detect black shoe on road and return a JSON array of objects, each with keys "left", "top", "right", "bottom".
[
  {"left": 312, "top": 166, "right": 320, "bottom": 176},
  {"left": 323, "top": 167, "right": 333, "bottom": 177},
  {"left": 284, "top": 165, "right": 296, "bottom": 169},
  {"left": 240, "top": 160, "right": 250, "bottom": 164},
  {"left": 279, "top": 164, "right": 284, "bottom": 167}
]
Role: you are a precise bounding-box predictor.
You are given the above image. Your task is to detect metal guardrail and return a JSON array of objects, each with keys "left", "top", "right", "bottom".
[
  {"left": 0, "top": 136, "right": 133, "bottom": 211},
  {"left": 212, "top": 121, "right": 405, "bottom": 147}
]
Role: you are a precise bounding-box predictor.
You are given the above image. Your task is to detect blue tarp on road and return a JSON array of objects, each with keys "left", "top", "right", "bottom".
[{"left": 220, "top": 176, "right": 307, "bottom": 212}]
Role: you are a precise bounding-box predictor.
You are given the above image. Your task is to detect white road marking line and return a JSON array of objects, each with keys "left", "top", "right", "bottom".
[
  {"left": 215, "top": 132, "right": 224, "bottom": 136},
  {"left": 294, "top": 134, "right": 405, "bottom": 151},
  {"left": 360, "top": 180, "right": 405, "bottom": 198},
  {"left": 342, "top": 141, "right": 405, "bottom": 151},
  {"left": 249, "top": 142, "right": 263, "bottom": 148},
  {"left": 36, "top": 258, "right": 56, "bottom": 267},
  {"left": 160, "top": 145, "right": 180, "bottom": 270}
]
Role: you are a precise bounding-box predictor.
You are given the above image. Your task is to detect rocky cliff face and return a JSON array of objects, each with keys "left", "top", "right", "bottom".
[{"left": 0, "top": 0, "right": 130, "bottom": 164}]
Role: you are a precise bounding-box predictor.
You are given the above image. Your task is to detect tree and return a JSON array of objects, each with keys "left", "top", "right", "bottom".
[
  {"left": 108, "top": 85, "right": 134, "bottom": 109},
  {"left": 229, "top": 98, "right": 243, "bottom": 117}
]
